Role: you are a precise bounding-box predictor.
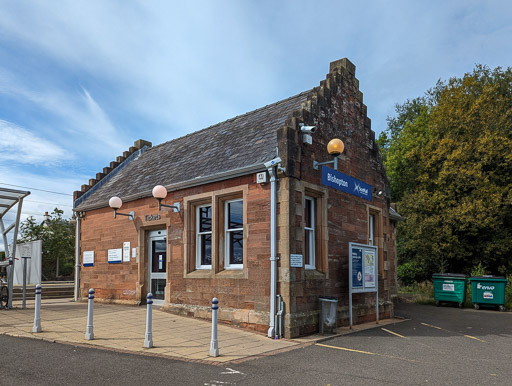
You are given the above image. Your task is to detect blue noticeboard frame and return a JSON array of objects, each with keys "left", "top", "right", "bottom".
[
  {"left": 321, "top": 166, "right": 372, "bottom": 201},
  {"left": 348, "top": 242, "right": 378, "bottom": 327}
]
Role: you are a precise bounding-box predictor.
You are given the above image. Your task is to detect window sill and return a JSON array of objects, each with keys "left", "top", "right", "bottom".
[
  {"left": 185, "top": 270, "right": 214, "bottom": 279},
  {"left": 216, "top": 269, "right": 247, "bottom": 279},
  {"left": 305, "top": 269, "right": 326, "bottom": 280}
]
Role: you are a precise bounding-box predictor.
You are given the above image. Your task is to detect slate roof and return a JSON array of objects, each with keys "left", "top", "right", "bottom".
[
  {"left": 389, "top": 206, "right": 404, "bottom": 221},
  {"left": 75, "top": 90, "right": 312, "bottom": 211}
]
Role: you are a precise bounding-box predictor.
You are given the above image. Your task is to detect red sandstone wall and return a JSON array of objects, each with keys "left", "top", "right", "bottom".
[{"left": 79, "top": 175, "right": 272, "bottom": 322}]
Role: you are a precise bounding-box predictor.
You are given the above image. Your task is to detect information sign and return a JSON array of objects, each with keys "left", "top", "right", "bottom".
[
  {"left": 83, "top": 251, "right": 94, "bottom": 267},
  {"left": 123, "top": 242, "right": 130, "bottom": 262},
  {"left": 108, "top": 248, "right": 122, "bottom": 264},
  {"left": 290, "top": 254, "right": 303, "bottom": 268},
  {"left": 321, "top": 166, "right": 372, "bottom": 201}
]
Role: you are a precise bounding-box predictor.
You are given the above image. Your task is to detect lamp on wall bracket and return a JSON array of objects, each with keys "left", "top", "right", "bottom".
[
  {"left": 373, "top": 190, "right": 385, "bottom": 198},
  {"left": 313, "top": 138, "right": 345, "bottom": 170},
  {"left": 152, "top": 185, "right": 180, "bottom": 213},
  {"left": 108, "top": 196, "right": 134, "bottom": 220}
]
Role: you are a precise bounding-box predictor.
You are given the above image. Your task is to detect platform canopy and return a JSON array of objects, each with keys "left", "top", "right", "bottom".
[
  {"left": 0, "top": 187, "right": 30, "bottom": 308},
  {"left": 0, "top": 187, "right": 30, "bottom": 219}
]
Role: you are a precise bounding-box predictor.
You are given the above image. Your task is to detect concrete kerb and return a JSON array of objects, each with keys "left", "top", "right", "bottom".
[{"left": 292, "top": 317, "right": 408, "bottom": 345}]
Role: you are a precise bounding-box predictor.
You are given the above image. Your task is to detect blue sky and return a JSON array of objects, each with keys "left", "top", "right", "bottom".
[{"left": 0, "top": 0, "right": 511, "bottom": 240}]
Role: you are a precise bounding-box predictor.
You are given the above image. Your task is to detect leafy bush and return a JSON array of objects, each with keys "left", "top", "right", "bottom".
[{"left": 397, "top": 261, "right": 424, "bottom": 286}]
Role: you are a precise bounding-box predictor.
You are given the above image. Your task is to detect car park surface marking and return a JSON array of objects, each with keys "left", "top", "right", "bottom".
[
  {"left": 421, "top": 322, "right": 486, "bottom": 343},
  {"left": 463, "top": 334, "right": 485, "bottom": 342},
  {"left": 381, "top": 328, "right": 407, "bottom": 339},
  {"left": 421, "top": 322, "right": 443, "bottom": 330},
  {"left": 316, "top": 343, "right": 416, "bottom": 362}
]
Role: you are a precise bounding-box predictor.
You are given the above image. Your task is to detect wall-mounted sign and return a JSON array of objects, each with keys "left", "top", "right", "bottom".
[
  {"left": 132, "top": 247, "right": 136, "bottom": 259},
  {"left": 83, "top": 251, "right": 94, "bottom": 267},
  {"left": 256, "top": 172, "right": 267, "bottom": 184},
  {"left": 290, "top": 254, "right": 303, "bottom": 268},
  {"left": 123, "top": 242, "right": 130, "bottom": 262},
  {"left": 108, "top": 248, "right": 122, "bottom": 264},
  {"left": 145, "top": 214, "right": 161, "bottom": 221},
  {"left": 348, "top": 242, "right": 379, "bottom": 327},
  {"left": 321, "top": 166, "right": 372, "bottom": 201}
]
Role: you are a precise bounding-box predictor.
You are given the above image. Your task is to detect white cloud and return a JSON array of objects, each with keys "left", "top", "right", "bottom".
[{"left": 0, "top": 120, "right": 70, "bottom": 165}]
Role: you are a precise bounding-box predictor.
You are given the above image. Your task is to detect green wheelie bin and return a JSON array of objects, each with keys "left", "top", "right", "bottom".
[
  {"left": 470, "top": 276, "right": 507, "bottom": 311},
  {"left": 432, "top": 273, "right": 467, "bottom": 308}
]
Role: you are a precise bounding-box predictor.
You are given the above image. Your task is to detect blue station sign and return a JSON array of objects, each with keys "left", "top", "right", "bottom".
[{"left": 321, "top": 166, "right": 372, "bottom": 201}]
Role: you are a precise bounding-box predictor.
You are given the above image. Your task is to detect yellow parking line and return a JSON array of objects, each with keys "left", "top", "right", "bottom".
[
  {"left": 316, "top": 343, "right": 416, "bottom": 362},
  {"left": 316, "top": 343, "right": 375, "bottom": 355},
  {"left": 421, "top": 322, "right": 486, "bottom": 343},
  {"left": 464, "top": 335, "right": 485, "bottom": 342},
  {"left": 381, "top": 328, "right": 407, "bottom": 339},
  {"left": 421, "top": 322, "right": 442, "bottom": 330}
]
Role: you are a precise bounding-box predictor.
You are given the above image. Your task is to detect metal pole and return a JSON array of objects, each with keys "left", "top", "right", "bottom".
[
  {"left": 32, "top": 284, "right": 42, "bottom": 333},
  {"left": 85, "top": 288, "right": 94, "bottom": 340},
  {"left": 144, "top": 293, "right": 153, "bottom": 348},
  {"left": 22, "top": 256, "right": 28, "bottom": 310},
  {"left": 209, "top": 297, "right": 219, "bottom": 357},
  {"left": 74, "top": 217, "right": 81, "bottom": 302},
  {"left": 376, "top": 286, "right": 379, "bottom": 324},
  {"left": 349, "top": 292, "right": 353, "bottom": 328},
  {"left": 267, "top": 166, "right": 277, "bottom": 338}
]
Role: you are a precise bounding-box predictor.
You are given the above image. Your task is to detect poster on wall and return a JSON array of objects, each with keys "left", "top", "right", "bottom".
[
  {"left": 364, "top": 251, "right": 376, "bottom": 288},
  {"left": 83, "top": 251, "right": 94, "bottom": 267},
  {"left": 108, "top": 248, "right": 122, "bottom": 264},
  {"left": 123, "top": 242, "right": 130, "bottom": 262},
  {"left": 351, "top": 248, "right": 363, "bottom": 287}
]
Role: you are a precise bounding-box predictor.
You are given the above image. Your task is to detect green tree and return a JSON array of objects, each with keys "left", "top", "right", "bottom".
[
  {"left": 379, "top": 65, "right": 512, "bottom": 279},
  {"left": 18, "top": 208, "right": 75, "bottom": 280}
]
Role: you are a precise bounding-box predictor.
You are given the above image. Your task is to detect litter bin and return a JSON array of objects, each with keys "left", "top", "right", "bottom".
[
  {"left": 470, "top": 276, "right": 507, "bottom": 311},
  {"left": 319, "top": 297, "right": 338, "bottom": 335},
  {"left": 432, "top": 273, "right": 467, "bottom": 308}
]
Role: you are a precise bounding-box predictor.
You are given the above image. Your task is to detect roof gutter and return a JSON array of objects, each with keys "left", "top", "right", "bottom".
[{"left": 74, "top": 163, "right": 266, "bottom": 212}]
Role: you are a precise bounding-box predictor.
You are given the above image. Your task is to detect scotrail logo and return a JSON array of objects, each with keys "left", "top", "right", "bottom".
[{"left": 354, "top": 183, "right": 369, "bottom": 196}]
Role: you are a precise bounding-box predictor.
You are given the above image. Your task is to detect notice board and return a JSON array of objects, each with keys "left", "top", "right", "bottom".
[
  {"left": 349, "top": 242, "right": 377, "bottom": 293},
  {"left": 348, "top": 242, "right": 379, "bottom": 326}
]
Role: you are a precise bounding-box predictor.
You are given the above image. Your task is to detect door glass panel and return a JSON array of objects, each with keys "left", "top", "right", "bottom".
[
  {"left": 151, "top": 279, "right": 166, "bottom": 300},
  {"left": 152, "top": 240, "right": 166, "bottom": 273}
]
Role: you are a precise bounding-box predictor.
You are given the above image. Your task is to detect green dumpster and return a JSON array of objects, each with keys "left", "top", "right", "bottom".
[
  {"left": 432, "top": 273, "right": 467, "bottom": 308},
  {"left": 470, "top": 276, "right": 507, "bottom": 311}
]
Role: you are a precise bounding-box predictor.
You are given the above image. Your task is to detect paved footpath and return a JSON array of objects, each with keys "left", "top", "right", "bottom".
[{"left": 0, "top": 299, "right": 299, "bottom": 364}]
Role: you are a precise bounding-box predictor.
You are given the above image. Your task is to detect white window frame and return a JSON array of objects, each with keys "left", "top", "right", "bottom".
[
  {"left": 196, "top": 204, "right": 212, "bottom": 269},
  {"left": 369, "top": 213, "right": 375, "bottom": 246},
  {"left": 224, "top": 198, "right": 244, "bottom": 269},
  {"left": 304, "top": 196, "right": 316, "bottom": 270}
]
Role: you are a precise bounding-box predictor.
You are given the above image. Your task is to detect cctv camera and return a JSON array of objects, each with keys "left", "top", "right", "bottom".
[
  {"left": 300, "top": 126, "right": 316, "bottom": 134},
  {"left": 264, "top": 157, "right": 282, "bottom": 169}
]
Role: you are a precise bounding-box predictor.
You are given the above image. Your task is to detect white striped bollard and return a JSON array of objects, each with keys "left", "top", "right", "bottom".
[
  {"left": 32, "top": 284, "right": 42, "bottom": 333},
  {"left": 85, "top": 288, "right": 94, "bottom": 340},
  {"left": 209, "top": 297, "right": 219, "bottom": 357},
  {"left": 144, "top": 293, "right": 153, "bottom": 348}
]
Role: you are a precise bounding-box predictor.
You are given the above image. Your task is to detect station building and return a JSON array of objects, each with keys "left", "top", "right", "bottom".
[{"left": 73, "top": 58, "right": 401, "bottom": 338}]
